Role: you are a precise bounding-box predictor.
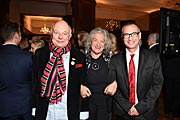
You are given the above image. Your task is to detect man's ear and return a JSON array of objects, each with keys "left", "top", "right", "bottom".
[
  {"left": 152, "top": 39, "right": 156, "bottom": 43},
  {"left": 69, "top": 33, "right": 72, "bottom": 40},
  {"left": 139, "top": 32, "right": 142, "bottom": 40},
  {"left": 14, "top": 33, "right": 19, "bottom": 40},
  {"left": 14, "top": 32, "right": 20, "bottom": 44}
]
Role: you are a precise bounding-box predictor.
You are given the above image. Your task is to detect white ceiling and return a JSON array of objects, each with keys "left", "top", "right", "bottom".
[
  {"left": 31, "top": 0, "right": 179, "bottom": 13},
  {"left": 96, "top": 0, "right": 178, "bottom": 13},
  {"left": 23, "top": 0, "right": 180, "bottom": 34}
]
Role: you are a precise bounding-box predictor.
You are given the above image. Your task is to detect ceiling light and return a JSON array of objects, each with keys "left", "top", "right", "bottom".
[
  {"left": 106, "top": 19, "right": 119, "bottom": 31},
  {"left": 40, "top": 24, "right": 50, "bottom": 34}
]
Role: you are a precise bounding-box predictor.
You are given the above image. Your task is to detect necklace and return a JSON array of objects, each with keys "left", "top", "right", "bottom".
[{"left": 91, "top": 63, "right": 99, "bottom": 70}]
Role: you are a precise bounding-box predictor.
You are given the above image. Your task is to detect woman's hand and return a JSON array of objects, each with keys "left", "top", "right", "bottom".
[
  {"left": 81, "top": 85, "right": 91, "bottom": 98},
  {"left": 104, "top": 80, "right": 117, "bottom": 96}
]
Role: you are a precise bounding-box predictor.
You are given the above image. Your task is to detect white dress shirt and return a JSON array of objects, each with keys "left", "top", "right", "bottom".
[
  {"left": 126, "top": 46, "right": 139, "bottom": 104},
  {"left": 46, "top": 51, "right": 70, "bottom": 120}
]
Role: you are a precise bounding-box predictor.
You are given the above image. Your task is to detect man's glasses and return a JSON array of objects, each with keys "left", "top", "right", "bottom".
[{"left": 122, "top": 32, "right": 140, "bottom": 39}]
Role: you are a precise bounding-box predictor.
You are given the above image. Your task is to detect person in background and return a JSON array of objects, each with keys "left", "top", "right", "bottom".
[
  {"left": 80, "top": 27, "right": 117, "bottom": 120},
  {"left": 30, "top": 39, "right": 45, "bottom": 55},
  {"left": 31, "top": 20, "right": 86, "bottom": 120},
  {"left": 109, "top": 22, "right": 164, "bottom": 120},
  {"left": 109, "top": 33, "right": 119, "bottom": 57},
  {"left": 162, "top": 54, "right": 180, "bottom": 120},
  {"left": 28, "top": 35, "right": 40, "bottom": 44},
  {"left": 0, "top": 22, "right": 33, "bottom": 120},
  {"left": 147, "top": 32, "right": 160, "bottom": 53},
  {"left": 19, "top": 36, "right": 30, "bottom": 51},
  {"left": 77, "top": 31, "right": 88, "bottom": 53}
]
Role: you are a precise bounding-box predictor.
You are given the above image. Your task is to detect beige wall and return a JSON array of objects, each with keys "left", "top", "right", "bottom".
[
  {"left": 9, "top": 0, "right": 20, "bottom": 24},
  {"left": 135, "top": 15, "right": 149, "bottom": 31},
  {"left": 9, "top": 0, "right": 150, "bottom": 32}
]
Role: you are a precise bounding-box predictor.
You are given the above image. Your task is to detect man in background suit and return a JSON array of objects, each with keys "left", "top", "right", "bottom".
[
  {"left": 31, "top": 20, "right": 86, "bottom": 120},
  {"left": 109, "top": 22, "right": 164, "bottom": 120},
  {"left": 147, "top": 33, "right": 160, "bottom": 53},
  {"left": 0, "top": 22, "right": 33, "bottom": 120}
]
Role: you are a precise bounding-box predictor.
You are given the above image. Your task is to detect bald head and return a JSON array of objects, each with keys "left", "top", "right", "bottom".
[
  {"left": 50, "top": 20, "right": 72, "bottom": 48},
  {"left": 51, "top": 20, "right": 72, "bottom": 36}
]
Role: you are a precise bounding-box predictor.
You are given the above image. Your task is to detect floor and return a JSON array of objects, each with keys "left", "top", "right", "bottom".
[
  {"left": 111, "top": 92, "right": 180, "bottom": 120},
  {"left": 157, "top": 93, "right": 168, "bottom": 120},
  {"left": 157, "top": 93, "right": 180, "bottom": 120}
]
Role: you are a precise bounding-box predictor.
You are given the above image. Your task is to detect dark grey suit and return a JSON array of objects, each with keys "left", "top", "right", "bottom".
[
  {"left": 149, "top": 44, "right": 160, "bottom": 53},
  {"left": 109, "top": 48, "right": 164, "bottom": 120},
  {"left": 31, "top": 47, "right": 86, "bottom": 120},
  {"left": 0, "top": 44, "right": 32, "bottom": 119}
]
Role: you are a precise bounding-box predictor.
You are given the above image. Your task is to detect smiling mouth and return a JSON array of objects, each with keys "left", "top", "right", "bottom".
[
  {"left": 56, "top": 39, "right": 65, "bottom": 42},
  {"left": 95, "top": 46, "right": 101, "bottom": 49},
  {"left": 128, "top": 41, "right": 135, "bottom": 44}
]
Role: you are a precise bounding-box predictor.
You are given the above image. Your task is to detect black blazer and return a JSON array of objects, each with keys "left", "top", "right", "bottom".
[
  {"left": 109, "top": 48, "right": 164, "bottom": 120},
  {"left": 149, "top": 44, "right": 160, "bottom": 53},
  {"left": 31, "top": 47, "right": 86, "bottom": 120},
  {"left": 0, "top": 44, "right": 32, "bottom": 117}
]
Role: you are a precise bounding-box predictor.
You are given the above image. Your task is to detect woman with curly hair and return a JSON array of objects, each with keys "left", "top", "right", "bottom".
[{"left": 80, "top": 27, "right": 117, "bottom": 120}]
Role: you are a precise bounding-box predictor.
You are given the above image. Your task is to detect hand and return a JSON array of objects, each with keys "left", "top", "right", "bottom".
[
  {"left": 104, "top": 81, "right": 117, "bottom": 96},
  {"left": 128, "top": 105, "right": 139, "bottom": 116},
  {"left": 80, "top": 85, "right": 91, "bottom": 98}
]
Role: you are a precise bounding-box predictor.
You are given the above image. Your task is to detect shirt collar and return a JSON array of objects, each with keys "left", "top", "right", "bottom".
[{"left": 126, "top": 46, "right": 140, "bottom": 57}]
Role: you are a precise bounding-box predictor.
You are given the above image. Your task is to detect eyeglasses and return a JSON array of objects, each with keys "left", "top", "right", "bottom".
[{"left": 122, "top": 32, "right": 140, "bottom": 39}]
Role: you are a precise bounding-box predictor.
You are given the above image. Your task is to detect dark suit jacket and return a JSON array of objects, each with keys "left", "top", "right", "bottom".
[
  {"left": 149, "top": 44, "right": 160, "bottom": 53},
  {"left": 31, "top": 47, "right": 86, "bottom": 120},
  {"left": 0, "top": 44, "right": 32, "bottom": 117},
  {"left": 109, "top": 48, "right": 164, "bottom": 120}
]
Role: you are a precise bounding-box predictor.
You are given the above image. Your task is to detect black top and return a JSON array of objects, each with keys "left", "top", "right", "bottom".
[{"left": 87, "top": 55, "right": 109, "bottom": 104}]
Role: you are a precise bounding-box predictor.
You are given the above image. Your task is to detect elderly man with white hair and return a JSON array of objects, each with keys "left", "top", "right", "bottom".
[{"left": 147, "top": 33, "right": 160, "bottom": 53}]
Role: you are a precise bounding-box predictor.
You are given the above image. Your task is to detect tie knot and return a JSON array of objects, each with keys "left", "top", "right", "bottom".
[{"left": 130, "top": 54, "right": 135, "bottom": 59}]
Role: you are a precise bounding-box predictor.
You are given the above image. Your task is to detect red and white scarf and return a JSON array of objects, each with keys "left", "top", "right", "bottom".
[{"left": 40, "top": 41, "right": 71, "bottom": 103}]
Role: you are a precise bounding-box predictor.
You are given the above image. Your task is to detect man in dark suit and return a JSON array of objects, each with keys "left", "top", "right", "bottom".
[
  {"left": 109, "top": 22, "right": 164, "bottom": 120},
  {"left": 147, "top": 33, "right": 160, "bottom": 53},
  {"left": 0, "top": 22, "right": 33, "bottom": 120},
  {"left": 31, "top": 20, "right": 86, "bottom": 120}
]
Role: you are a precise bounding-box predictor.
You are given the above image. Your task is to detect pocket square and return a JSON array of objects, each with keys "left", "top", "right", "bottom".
[{"left": 75, "top": 64, "right": 83, "bottom": 68}]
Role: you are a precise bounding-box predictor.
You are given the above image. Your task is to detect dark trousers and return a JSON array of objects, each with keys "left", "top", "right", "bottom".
[
  {"left": 164, "top": 76, "right": 180, "bottom": 117},
  {"left": 0, "top": 112, "right": 34, "bottom": 120},
  {"left": 113, "top": 114, "right": 133, "bottom": 120},
  {"left": 89, "top": 102, "right": 111, "bottom": 120},
  {"left": 113, "top": 114, "right": 147, "bottom": 120}
]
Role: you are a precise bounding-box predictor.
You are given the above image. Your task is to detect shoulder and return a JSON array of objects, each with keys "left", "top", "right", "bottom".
[
  {"left": 71, "top": 48, "right": 86, "bottom": 58},
  {"left": 36, "top": 46, "right": 49, "bottom": 53},
  {"left": 20, "top": 50, "right": 32, "bottom": 58},
  {"left": 35, "top": 46, "right": 49, "bottom": 56},
  {"left": 142, "top": 48, "right": 158, "bottom": 56},
  {"left": 140, "top": 48, "right": 159, "bottom": 61},
  {"left": 111, "top": 50, "right": 124, "bottom": 60}
]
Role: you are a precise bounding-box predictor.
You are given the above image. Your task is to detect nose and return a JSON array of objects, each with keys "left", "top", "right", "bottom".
[
  {"left": 129, "top": 35, "right": 133, "bottom": 40},
  {"left": 58, "top": 33, "right": 63, "bottom": 39},
  {"left": 97, "top": 42, "right": 100, "bottom": 47}
]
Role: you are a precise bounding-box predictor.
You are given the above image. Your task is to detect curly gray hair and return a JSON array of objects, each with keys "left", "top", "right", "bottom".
[{"left": 84, "top": 27, "right": 111, "bottom": 56}]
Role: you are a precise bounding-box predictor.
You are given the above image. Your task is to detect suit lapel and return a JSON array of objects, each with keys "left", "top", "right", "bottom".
[
  {"left": 68, "top": 49, "right": 73, "bottom": 81},
  {"left": 122, "top": 50, "right": 129, "bottom": 88},
  {"left": 137, "top": 49, "right": 145, "bottom": 93},
  {"left": 68, "top": 48, "right": 77, "bottom": 84}
]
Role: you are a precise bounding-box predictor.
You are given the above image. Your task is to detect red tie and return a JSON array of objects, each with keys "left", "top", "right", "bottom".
[{"left": 128, "top": 54, "right": 135, "bottom": 104}]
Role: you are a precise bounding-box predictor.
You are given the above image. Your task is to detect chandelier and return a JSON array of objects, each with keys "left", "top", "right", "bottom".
[
  {"left": 106, "top": 19, "right": 119, "bottom": 31},
  {"left": 40, "top": 24, "right": 50, "bottom": 34}
]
